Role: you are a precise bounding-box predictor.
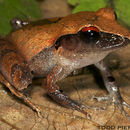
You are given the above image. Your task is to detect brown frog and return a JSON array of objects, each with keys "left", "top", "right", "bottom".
[{"left": 0, "top": 8, "right": 130, "bottom": 119}]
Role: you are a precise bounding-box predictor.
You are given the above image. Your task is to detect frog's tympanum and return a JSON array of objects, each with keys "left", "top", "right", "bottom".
[{"left": 0, "top": 8, "right": 130, "bottom": 119}]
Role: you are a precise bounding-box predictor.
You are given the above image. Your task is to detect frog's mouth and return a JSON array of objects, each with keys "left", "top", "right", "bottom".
[{"left": 95, "top": 32, "right": 129, "bottom": 50}]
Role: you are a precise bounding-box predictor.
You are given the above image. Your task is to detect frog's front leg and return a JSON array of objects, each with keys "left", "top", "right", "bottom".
[
  {"left": 94, "top": 60, "right": 130, "bottom": 119},
  {"left": 45, "top": 65, "right": 90, "bottom": 118}
]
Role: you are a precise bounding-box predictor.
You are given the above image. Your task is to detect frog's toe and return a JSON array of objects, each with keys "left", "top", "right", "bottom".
[
  {"left": 35, "top": 107, "right": 43, "bottom": 118},
  {"left": 110, "top": 91, "right": 130, "bottom": 119},
  {"left": 116, "top": 100, "right": 130, "bottom": 121},
  {"left": 86, "top": 104, "right": 107, "bottom": 111},
  {"left": 122, "top": 101, "right": 130, "bottom": 108},
  {"left": 109, "top": 95, "right": 130, "bottom": 120},
  {"left": 92, "top": 95, "right": 110, "bottom": 102}
]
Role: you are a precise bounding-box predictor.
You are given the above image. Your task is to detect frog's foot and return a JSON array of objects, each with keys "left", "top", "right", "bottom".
[
  {"left": 95, "top": 60, "right": 130, "bottom": 120},
  {"left": 49, "top": 90, "right": 91, "bottom": 119},
  {"left": 92, "top": 94, "right": 130, "bottom": 120},
  {"left": 111, "top": 92, "right": 130, "bottom": 120},
  {"left": 90, "top": 95, "right": 111, "bottom": 110}
]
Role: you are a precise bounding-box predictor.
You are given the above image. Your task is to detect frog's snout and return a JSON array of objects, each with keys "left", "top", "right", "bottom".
[{"left": 95, "top": 32, "right": 129, "bottom": 50}]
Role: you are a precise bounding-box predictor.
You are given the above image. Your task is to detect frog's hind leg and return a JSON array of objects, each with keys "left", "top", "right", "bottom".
[
  {"left": 0, "top": 72, "right": 42, "bottom": 117},
  {"left": 0, "top": 39, "right": 42, "bottom": 117},
  {"left": 45, "top": 65, "right": 91, "bottom": 119},
  {"left": 94, "top": 60, "right": 130, "bottom": 120}
]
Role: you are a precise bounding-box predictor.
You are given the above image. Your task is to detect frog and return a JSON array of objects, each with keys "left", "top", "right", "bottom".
[{"left": 0, "top": 7, "right": 130, "bottom": 119}]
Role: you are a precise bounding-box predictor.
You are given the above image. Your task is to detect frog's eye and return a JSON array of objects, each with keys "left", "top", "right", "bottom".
[{"left": 81, "top": 26, "right": 100, "bottom": 39}]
